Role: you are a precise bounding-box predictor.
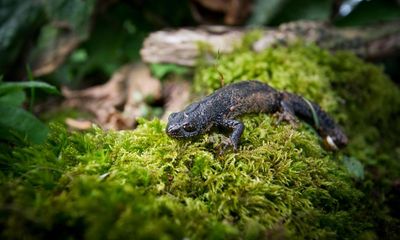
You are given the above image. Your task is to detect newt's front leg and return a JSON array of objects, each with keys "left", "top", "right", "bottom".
[{"left": 219, "top": 119, "right": 244, "bottom": 151}]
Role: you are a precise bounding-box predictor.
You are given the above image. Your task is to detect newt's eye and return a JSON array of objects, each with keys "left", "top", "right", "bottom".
[{"left": 183, "top": 124, "right": 196, "bottom": 132}]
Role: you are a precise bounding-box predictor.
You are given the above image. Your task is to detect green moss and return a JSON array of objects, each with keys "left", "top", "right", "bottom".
[
  {"left": 195, "top": 44, "right": 338, "bottom": 110},
  {"left": 1, "top": 119, "right": 365, "bottom": 239},
  {"left": 194, "top": 43, "right": 400, "bottom": 169},
  {"left": 194, "top": 43, "right": 400, "bottom": 238},
  {"left": 1, "top": 44, "right": 399, "bottom": 239}
]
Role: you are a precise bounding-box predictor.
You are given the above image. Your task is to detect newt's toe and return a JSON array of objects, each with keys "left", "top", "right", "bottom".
[
  {"left": 275, "top": 111, "right": 299, "bottom": 127},
  {"left": 217, "top": 138, "right": 236, "bottom": 155}
]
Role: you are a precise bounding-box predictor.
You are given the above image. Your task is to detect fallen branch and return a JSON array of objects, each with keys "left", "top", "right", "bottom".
[{"left": 141, "top": 20, "right": 400, "bottom": 66}]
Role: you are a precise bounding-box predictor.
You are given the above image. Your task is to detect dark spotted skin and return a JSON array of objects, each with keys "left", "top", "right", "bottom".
[{"left": 166, "top": 80, "right": 348, "bottom": 151}]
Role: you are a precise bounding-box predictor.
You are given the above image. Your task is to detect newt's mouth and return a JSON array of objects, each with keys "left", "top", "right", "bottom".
[
  {"left": 166, "top": 126, "right": 182, "bottom": 138},
  {"left": 166, "top": 125, "right": 199, "bottom": 138}
]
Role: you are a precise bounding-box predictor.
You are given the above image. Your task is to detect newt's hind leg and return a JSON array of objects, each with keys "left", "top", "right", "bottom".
[{"left": 275, "top": 101, "right": 299, "bottom": 127}]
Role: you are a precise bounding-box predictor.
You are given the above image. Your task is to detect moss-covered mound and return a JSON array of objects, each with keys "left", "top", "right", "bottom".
[
  {"left": 195, "top": 43, "right": 400, "bottom": 177},
  {"left": 195, "top": 43, "right": 400, "bottom": 238},
  {"left": 1, "top": 120, "right": 363, "bottom": 239},
  {"left": 1, "top": 44, "right": 399, "bottom": 239}
]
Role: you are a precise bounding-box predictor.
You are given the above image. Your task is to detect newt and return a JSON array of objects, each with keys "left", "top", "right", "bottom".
[{"left": 166, "top": 80, "right": 348, "bottom": 151}]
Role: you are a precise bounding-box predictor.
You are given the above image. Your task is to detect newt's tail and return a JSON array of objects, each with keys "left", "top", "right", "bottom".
[{"left": 280, "top": 92, "right": 348, "bottom": 150}]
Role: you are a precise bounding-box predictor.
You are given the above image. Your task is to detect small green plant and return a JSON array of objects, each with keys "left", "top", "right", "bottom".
[{"left": 0, "top": 75, "right": 58, "bottom": 144}]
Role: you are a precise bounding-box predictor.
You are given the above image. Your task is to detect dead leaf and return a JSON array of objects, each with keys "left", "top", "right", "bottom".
[
  {"left": 62, "top": 63, "right": 162, "bottom": 130},
  {"left": 123, "top": 63, "right": 162, "bottom": 127},
  {"left": 65, "top": 118, "right": 93, "bottom": 130},
  {"left": 31, "top": 32, "right": 82, "bottom": 77}
]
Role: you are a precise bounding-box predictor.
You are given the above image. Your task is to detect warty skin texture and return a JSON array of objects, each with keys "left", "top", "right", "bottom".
[{"left": 166, "top": 80, "right": 348, "bottom": 151}]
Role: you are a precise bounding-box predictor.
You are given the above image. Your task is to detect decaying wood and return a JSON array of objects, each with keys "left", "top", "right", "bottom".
[
  {"left": 141, "top": 26, "right": 245, "bottom": 66},
  {"left": 141, "top": 20, "right": 400, "bottom": 66}
]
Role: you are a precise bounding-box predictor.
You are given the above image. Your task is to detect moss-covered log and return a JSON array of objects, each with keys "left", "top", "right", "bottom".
[{"left": 141, "top": 21, "right": 400, "bottom": 66}]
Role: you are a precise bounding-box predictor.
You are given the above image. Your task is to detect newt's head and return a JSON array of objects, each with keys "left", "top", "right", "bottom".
[
  {"left": 166, "top": 103, "right": 208, "bottom": 138},
  {"left": 321, "top": 126, "right": 348, "bottom": 151}
]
